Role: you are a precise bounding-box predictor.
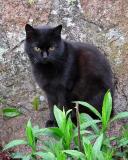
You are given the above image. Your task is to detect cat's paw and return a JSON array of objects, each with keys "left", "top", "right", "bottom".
[{"left": 45, "top": 120, "right": 56, "bottom": 127}]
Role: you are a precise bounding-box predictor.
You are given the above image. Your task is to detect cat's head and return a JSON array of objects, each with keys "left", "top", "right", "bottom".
[{"left": 25, "top": 24, "right": 64, "bottom": 64}]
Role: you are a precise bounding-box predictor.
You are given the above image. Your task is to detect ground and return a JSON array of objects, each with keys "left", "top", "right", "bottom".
[{"left": 0, "top": 0, "right": 128, "bottom": 150}]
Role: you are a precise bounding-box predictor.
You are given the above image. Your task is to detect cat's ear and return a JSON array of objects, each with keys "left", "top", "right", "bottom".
[
  {"left": 25, "top": 24, "right": 35, "bottom": 40},
  {"left": 53, "top": 25, "right": 62, "bottom": 36}
]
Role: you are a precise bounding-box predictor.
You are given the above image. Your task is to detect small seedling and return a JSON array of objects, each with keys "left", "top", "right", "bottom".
[{"left": 32, "top": 96, "right": 40, "bottom": 111}]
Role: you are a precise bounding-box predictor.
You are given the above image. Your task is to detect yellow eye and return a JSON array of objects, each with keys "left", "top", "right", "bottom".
[
  {"left": 48, "top": 46, "right": 55, "bottom": 51},
  {"left": 34, "top": 47, "right": 41, "bottom": 52}
]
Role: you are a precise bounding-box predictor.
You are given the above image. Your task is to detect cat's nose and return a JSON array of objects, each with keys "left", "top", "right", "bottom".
[{"left": 43, "top": 51, "right": 48, "bottom": 58}]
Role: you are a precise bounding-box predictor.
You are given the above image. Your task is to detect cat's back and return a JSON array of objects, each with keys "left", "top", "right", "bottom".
[
  {"left": 67, "top": 41, "right": 113, "bottom": 85},
  {"left": 69, "top": 41, "right": 111, "bottom": 71},
  {"left": 70, "top": 41, "right": 104, "bottom": 60}
]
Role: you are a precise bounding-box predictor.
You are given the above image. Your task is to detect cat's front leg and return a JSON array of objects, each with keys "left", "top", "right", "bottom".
[
  {"left": 57, "top": 88, "right": 70, "bottom": 111},
  {"left": 45, "top": 93, "right": 57, "bottom": 127}
]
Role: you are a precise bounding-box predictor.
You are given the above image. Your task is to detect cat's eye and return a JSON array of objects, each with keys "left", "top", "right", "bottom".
[
  {"left": 34, "top": 47, "right": 41, "bottom": 53},
  {"left": 48, "top": 46, "right": 55, "bottom": 51}
]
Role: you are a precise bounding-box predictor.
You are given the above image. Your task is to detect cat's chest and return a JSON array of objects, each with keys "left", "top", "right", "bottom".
[{"left": 33, "top": 67, "right": 63, "bottom": 90}]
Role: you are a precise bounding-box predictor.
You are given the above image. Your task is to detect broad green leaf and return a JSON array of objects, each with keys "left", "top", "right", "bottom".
[
  {"left": 11, "top": 152, "right": 23, "bottom": 159},
  {"left": 66, "top": 109, "right": 72, "bottom": 117},
  {"left": 80, "top": 113, "right": 100, "bottom": 134},
  {"left": 82, "top": 137, "right": 94, "bottom": 160},
  {"left": 54, "top": 105, "right": 66, "bottom": 130},
  {"left": 102, "top": 90, "right": 112, "bottom": 131},
  {"left": 34, "top": 152, "right": 56, "bottom": 160},
  {"left": 26, "top": 120, "right": 35, "bottom": 150},
  {"left": 93, "top": 134, "right": 103, "bottom": 153},
  {"left": 118, "top": 138, "right": 128, "bottom": 147},
  {"left": 3, "top": 140, "right": 27, "bottom": 150},
  {"left": 97, "top": 151, "right": 105, "bottom": 160},
  {"left": 2, "top": 107, "right": 21, "bottom": 117},
  {"left": 111, "top": 112, "right": 128, "bottom": 122},
  {"left": 103, "top": 150, "right": 113, "bottom": 160},
  {"left": 75, "top": 119, "right": 101, "bottom": 132},
  {"left": 32, "top": 125, "right": 47, "bottom": 137},
  {"left": 22, "top": 154, "right": 31, "bottom": 160},
  {"left": 63, "top": 117, "right": 73, "bottom": 149},
  {"left": 74, "top": 101, "right": 102, "bottom": 119},
  {"left": 43, "top": 127, "right": 63, "bottom": 138},
  {"left": 73, "top": 130, "right": 92, "bottom": 138},
  {"left": 63, "top": 150, "right": 85, "bottom": 159}
]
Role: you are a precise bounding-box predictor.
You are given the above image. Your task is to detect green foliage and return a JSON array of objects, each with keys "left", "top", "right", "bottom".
[
  {"left": 3, "top": 91, "right": 128, "bottom": 159},
  {"left": 32, "top": 96, "right": 40, "bottom": 111},
  {"left": 102, "top": 90, "right": 112, "bottom": 132},
  {"left": 3, "top": 140, "right": 27, "bottom": 151},
  {"left": 0, "top": 96, "right": 22, "bottom": 118},
  {"left": 2, "top": 107, "right": 22, "bottom": 118}
]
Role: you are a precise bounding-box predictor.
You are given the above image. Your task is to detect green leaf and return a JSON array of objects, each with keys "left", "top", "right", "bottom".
[
  {"left": 96, "top": 151, "right": 105, "bottom": 160},
  {"left": 34, "top": 152, "right": 56, "bottom": 160},
  {"left": 66, "top": 109, "right": 72, "bottom": 117},
  {"left": 54, "top": 105, "right": 66, "bottom": 130},
  {"left": 80, "top": 113, "right": 100, "bottom": 134},
  {"left": 63, "top": 150, "right": 85, "bottom": 159},
  {"left": 11, "top": 152, "right": 24, "bottom": 159},
  {"left": 63, "top": 118, "right": 73, "bottom": 149},
  {"left": 2, "top": 107, "right": 21, "bottom": 118},
  {"left": 118, "top": 138, "right": 128, "bottom": 147},
  {"left": 32, "top": 96, "right": 40, "bottom": 111},
  {"left": 82, "top": 137, "right": 94, "bottom": 160},
  {"left": 76, "top": 119, "right": 101, "bottom": 131},
  {"left": 93, "top": 134, "right": 103, "bottom": 153},
  {"left": 111, "top": 112, "right": 128, "bottom": 122},
  {"left": 32, "top": 126, "right": 47, "bottom": 137},
  {"left": 3, "top": 140, "right": 27, "bottom": 150},
  {"left": 73, "top": 130, "right": 91, "bottom": 138},
  {"left": 22, "top": 154, "right": 31, "bottom": 160},
  {"left": 74, "top": 101, "right": 102, "bottom": 119},
  {"left": 102, "top": 90, "right": 112, "bottom": 131},
  {"left": 43, "top": 127, "right": 63, "bottom": 138},
  {"left": 26, "top": 120, "right": 36, "bottom": 150}
]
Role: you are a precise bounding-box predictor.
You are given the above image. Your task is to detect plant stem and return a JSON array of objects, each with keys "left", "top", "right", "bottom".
[{"left": 75, "top": 103, "right": 82, "bottom": 152}]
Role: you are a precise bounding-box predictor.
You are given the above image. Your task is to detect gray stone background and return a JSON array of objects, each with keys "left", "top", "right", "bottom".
[{"left": 0, "top": 0, "right": 128, "bottom": 147}]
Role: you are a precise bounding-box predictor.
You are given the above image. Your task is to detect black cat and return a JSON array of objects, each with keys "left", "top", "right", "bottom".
[{"left": 25, "top": 24, "right": 114, "bottom": 127}]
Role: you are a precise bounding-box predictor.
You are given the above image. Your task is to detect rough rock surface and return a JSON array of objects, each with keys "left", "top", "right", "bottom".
[
  {"left": 0, "top": 0, "right": 128, "bottom": 146},
  {"left": 80, "top": 0, "right": 128, "bottom": 113},
  {"left": 0, "top": 0, "right": 52, "bottom": 146}
]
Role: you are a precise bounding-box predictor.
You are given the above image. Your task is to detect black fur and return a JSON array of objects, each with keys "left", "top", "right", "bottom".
[{"left": 25, "top": 24, "right": 114, "bottom": 127}]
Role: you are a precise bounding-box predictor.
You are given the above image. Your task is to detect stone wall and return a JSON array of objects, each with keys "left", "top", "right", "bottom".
[{"left": 0, "top": 0, "right": 128, "bottom": 145}]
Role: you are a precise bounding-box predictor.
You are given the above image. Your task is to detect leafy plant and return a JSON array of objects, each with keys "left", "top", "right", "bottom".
[
  {"left": 3, "top": 120, "right": 44, "bottom": 159},
  {"left": 3, "top": 91, "right": 128, "bottom": 159},
  {"left": 41, "top": 106, "right": 75, "bottom": 150},
  {"left": 0, "top": 97, "right": 22, "bottom": 118}
]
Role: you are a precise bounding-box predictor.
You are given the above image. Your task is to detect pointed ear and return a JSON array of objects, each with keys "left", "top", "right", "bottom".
[
  {"left": 25, "top": 24, "right": 35, "bottom": 40},
  {"left": 53, "top": 25, "right": 62, "bottom": 36}
]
